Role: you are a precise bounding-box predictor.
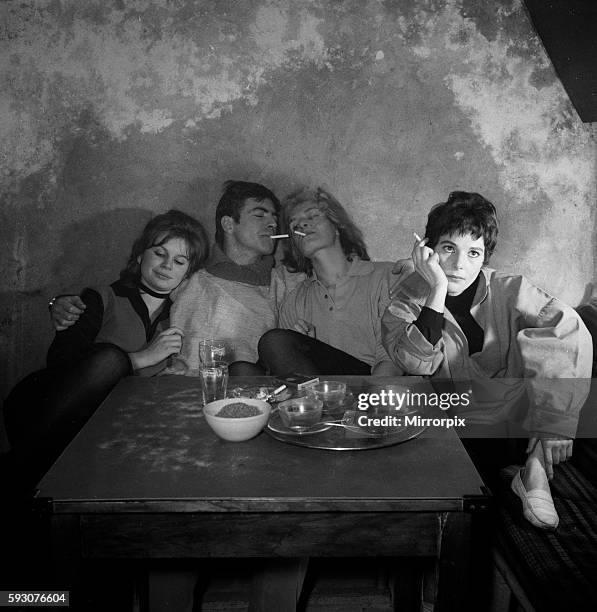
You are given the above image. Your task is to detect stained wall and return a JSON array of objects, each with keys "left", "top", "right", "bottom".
[{"left": 1, "top": 0, "right": 595, "bottom": 397}]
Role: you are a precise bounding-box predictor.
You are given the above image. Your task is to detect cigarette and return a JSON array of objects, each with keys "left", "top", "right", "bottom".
[
  {"left": 293, "top": 230, "right": 307, "bottom": 237},
  {"left": 413, "top": 232, "right": 423, "bottom": 242},
  {"left": 273, "top": 384, "right": 287, "bottom": 395},
  {"left": 270, "top": 234, "right": 289, "bottom": 239}
]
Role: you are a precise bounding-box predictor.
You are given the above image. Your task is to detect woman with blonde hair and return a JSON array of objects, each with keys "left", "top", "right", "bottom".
[{"left": 259, "top": 186, "right": 399, "bottom": 375}]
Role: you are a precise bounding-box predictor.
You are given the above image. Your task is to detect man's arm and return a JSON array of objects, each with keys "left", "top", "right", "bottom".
[
  {"left": 278, "top": 286, "right": 315, "bottom": 336},
  {"left": 50, "top": 295, "right": 86, "bottom": 330},
  {"left": 46, "top": 289, "right": 102, "bottom": 367}
]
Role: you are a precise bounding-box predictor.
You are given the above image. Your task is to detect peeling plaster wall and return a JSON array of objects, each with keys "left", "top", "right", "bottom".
[{"left": 1, "top": 0, "right": 595, "bottom": 398}]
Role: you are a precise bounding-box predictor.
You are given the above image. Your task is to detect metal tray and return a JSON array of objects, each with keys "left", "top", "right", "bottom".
[{"left": 265, "top": 411, "right": 427, "bottom": 450}]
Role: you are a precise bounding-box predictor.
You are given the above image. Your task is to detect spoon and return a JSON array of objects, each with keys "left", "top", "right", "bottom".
[{"left": 317, "top": 411, "right": 388, "bottom": 436}]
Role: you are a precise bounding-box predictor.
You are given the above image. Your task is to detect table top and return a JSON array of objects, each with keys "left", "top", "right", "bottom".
[{"left": 36, "top": 376, "right": 486, "bottom": 514}]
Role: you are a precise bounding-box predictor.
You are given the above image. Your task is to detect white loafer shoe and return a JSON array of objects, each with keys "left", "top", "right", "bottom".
[{"left": 511, "top": 469, "right": 559, "bottom": 530}]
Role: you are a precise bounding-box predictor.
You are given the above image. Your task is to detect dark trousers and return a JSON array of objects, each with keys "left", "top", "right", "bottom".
[
  {"left": 258, "top": 329, "right": 371, "bottom": 376},
  {"left": 3, "top": 344, "right": 130, "bottom": 491}
]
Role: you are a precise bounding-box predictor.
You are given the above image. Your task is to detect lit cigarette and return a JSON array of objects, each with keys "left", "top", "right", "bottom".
[
  {"left": 293, "top": 230, "right": 307, "bottom": 237},
  {"left": 413, "top": 232, "right": 423, "bottom": 242},
  {"left": 270, "top": 234, "right": 289, "bottom": 239},
  {"left": 273, "top": 384, "right": 287, "bottom": 395}
]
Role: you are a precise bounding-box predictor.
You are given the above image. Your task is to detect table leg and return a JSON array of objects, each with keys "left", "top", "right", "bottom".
[
  {"left": 388, "top": 559, "right": 424, "bottom": 611},
  {"left": 147, "top": 565, "right": 198, "bottom": 612},
  {"left": 248, "top": 557, "right": 309, "bottom": 612},
  {"left": 435, "top": 512, "right": 472, "bottom": 612},
  {"left": 50, "top": 515, "right": 81, "bottom": 592}
]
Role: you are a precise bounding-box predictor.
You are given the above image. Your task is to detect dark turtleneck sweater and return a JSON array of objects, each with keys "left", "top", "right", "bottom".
[
  {"left": 205, "top": 244, "right": 274, "bottom": 286},
  {"left": 414, "top": 274, "right": 484, "bottom": 355}
]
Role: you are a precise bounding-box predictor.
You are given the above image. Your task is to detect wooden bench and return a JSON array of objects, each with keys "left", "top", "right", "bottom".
[{"left": 489, "top": 295, "right": 597, "bottom": 612}]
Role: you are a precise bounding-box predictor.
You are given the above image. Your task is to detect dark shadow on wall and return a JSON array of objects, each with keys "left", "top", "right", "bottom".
[
  {"left": 51, "top": 207, "right": 154, "bottom": 292},
  {"left": 0, "top": 208, "right": 153, "bottom": 405}
]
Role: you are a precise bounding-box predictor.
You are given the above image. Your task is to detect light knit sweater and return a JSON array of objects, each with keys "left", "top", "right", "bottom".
[{"left": 167, "top": 266, "right": 303, "bottom": 374}]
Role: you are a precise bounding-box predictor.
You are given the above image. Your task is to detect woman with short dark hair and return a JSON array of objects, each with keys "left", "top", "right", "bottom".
[{"left": 382, "top": 191, "right": 592, "bottom": 529}]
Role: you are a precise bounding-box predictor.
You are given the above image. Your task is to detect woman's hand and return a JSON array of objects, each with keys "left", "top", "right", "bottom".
[
  {"left": 412, "top": 234, "right": 448, "bottom": 290},
  {"left": 129, "top": 327, "right": 184, "bottom": 371},
  {"left": 412, "top": 234, "right": 448, "bottom": 313},
  {"left": 528, "top": 435, "right": 573, "bottom": 480},
  {"left": 51, "top": 295, "right": 86, "bottom": 331},
  {"left": 293, "top": 319, "right": 316, "bottom": 338}
]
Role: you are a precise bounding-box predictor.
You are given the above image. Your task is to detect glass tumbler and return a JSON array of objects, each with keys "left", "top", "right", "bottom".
[
  {"left": 199, "top": 361, "right": 229, "bottom": 404},
  {"left": 198, "top": 339, "right": 231, "bottom": 365}
]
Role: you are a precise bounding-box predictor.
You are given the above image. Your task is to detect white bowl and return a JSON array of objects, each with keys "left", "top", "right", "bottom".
[{"left": 203, "top": 398, "right": 271, "bottom": 442}]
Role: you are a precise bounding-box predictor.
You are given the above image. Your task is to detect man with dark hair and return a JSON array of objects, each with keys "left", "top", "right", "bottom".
[
  {"left": 167, "top": 180, "right": 301, "bottom": 375},
  {"left": 51, "top": 181, "right": 302, "bottom": 375},
  {"left": 49, "top": 181, "right": 305, "bottom": 609},
  {"left": 214, "top": 180, "right": 280, "bottom": 247}
]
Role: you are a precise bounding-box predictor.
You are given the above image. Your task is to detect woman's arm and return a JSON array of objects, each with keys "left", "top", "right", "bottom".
[
  {"left": 46, "top": 288, "right": 103, "bottom": 367},
  {"left": 278, "top": 287, "right": 315, "bottom": 337},
  {"left": 128, "top": 327, "right": 184, "bottom": 370},
  {"left": 513, "top": 276, "right": 593, "bottom": 439},
  {"left": 381, "top": 296, "right": 445, "bottom": 375},
  {"left": 381, "top": 260, "right": 446, "bottom": 375}
]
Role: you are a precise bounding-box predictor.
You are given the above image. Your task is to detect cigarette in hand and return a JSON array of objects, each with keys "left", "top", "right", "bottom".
[
  {"left": 413, "top": 232, "right": 423, "bottom": 242},
  {"left": 270, "top": 234, "right": 289, "bottom": 239},
  {"left": 293, "top": 230, "right": 307, "bottom": 237},
  {"left": 273, "top": 384, "right": 287, "bottom": 395}
]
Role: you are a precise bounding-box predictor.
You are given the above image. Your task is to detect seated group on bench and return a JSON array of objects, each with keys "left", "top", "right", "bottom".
[{"left": 3, "top": 182, "right": 594, "bottom": 608}]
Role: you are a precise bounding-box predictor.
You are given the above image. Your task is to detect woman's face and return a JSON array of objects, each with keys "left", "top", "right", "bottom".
[
  {"left": 288, "top": 202, "right": 338, "bottom": 258},
  {"left": 436, "top": 232, "right": 485, "bottom": 296},
  {"left": 139, "top": 236, "right": 190, "bottom": 294}
]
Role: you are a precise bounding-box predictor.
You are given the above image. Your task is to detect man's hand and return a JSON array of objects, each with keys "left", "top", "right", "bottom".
[
  {"left": 293, "top": 319, "right": 316, "bottom": 338},
  {"left": 528, "top": 435, "right": 573, "bottom": 480},
  {"left": 51, "top": 295, "right": 86, "bottom": 331},
  {"left": 129, "top": 327, "right": 184, "bottom": 371}
]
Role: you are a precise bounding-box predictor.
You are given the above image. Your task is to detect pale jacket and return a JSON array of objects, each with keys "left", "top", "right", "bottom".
[{"left": 382, "top": 260, "right": 592, "bottom": 437}]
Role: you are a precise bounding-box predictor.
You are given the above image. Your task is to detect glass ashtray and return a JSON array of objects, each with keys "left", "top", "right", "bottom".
[{"left": 228, "top": 385, "right": 292, "bottom": 403}]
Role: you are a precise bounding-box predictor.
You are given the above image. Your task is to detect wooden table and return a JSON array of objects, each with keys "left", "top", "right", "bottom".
[{"left": 36, "top": 375, "right": 488, "bottom": 611}]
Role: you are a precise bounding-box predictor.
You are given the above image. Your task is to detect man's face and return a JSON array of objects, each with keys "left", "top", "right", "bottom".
[
  {"left": 436, "top": 232, "right": 485, "bottom": 296},
  {"left": 227, "top": 198, "right": 278, "bottom": 257},
  {"left": 288, "top": 202, "right": 338, "bottom": 259}
]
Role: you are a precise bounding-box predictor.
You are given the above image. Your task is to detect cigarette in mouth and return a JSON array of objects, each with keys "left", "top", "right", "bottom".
[
  {"left": 270, "top": 234, "right": 289, "bottom": 239},
  {"left": 413, "top": 232, "right": 423, "bottom": 242},
  {"left": 293, "top": 230, "right": 307, "bottom": 237}
]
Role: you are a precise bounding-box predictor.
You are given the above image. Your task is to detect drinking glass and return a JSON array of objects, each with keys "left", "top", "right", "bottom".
[
  {"left": 200, "top": 361, "right": 229, "bottom": 404},
  {"left": 198, "top": 339, "right": 231, "bottom": 365}
]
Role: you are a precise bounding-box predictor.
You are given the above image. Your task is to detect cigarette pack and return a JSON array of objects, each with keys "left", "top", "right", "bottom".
[{"left": 275, "top": 373, "right": 320, "bottom": 390}]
